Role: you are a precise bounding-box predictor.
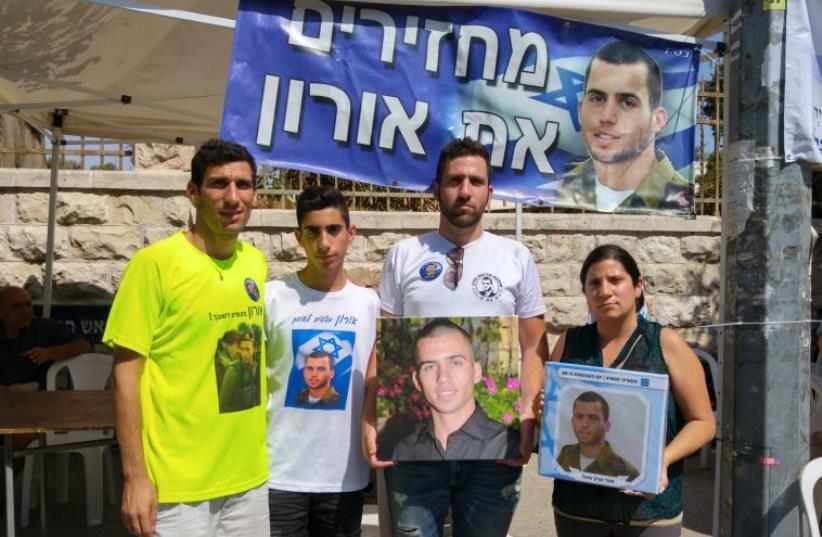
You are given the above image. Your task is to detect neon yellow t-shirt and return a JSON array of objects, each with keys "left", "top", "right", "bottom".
[{"left": 103, "top": 232, "right": 268, "bottom": 503}]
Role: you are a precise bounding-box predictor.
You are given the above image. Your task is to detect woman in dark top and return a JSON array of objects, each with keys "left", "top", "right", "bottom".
[{"left": 548, "top": 245, "right": 714, "bottom": 536}]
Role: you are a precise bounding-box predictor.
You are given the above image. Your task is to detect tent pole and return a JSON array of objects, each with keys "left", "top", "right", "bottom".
[
  {"left": 515, "top": 203, "right": 523, "bottom": 243},
  {"left": 42, "top": 110, "right": 65, "bottom": 319}
]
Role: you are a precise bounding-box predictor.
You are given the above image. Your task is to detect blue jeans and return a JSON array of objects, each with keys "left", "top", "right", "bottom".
[
  {"left": 267, "top": 488, "right": 364, "bottom": 537},
  {"left": 384, "top": 462, "right": 521, "bottom": 537}
]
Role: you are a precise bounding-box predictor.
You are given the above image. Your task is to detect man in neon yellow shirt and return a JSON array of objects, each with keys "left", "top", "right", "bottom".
[{"left": 103, "top": 139, "right": 268, "bottom": 537}]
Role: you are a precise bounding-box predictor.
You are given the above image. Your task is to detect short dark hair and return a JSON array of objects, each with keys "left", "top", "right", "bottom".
[
  {"left": 574, "top": 391, "right": 610, "bottom": 421},
  {"left": 435, "top": 137, "right": 492, "bottom": 185},
  {"left": 580, "top": 244, "right": 645, "bottom": 311},
  {"left": 222, "top": 330, "right": 243, "bottom": 344},
  {"left": 414, "top": 319, "right": 473, "bottom": 363},
  {"left": 295, "top": 185, "right": 350, "bottom": 228},
  {"left": 306, "top": 350, "right": 334, "bottom": 370},
  {"left": 190, "top": 138, "right": 257, "bottom": 187},
  {"left": 585, "top": 40, "right": 663, "bottom": 109}
]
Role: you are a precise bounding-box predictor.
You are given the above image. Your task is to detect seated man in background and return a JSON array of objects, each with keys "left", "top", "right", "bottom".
[
  {"left": 0, "top": 285, "right": 92, "bottom": 390},
  {"left": 0, "top": 285, "right": 92, "bottom": 451}
]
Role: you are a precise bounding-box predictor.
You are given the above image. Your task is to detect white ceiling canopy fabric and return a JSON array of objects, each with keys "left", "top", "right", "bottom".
[{"left": 0, "top": 0, "right": 728, "bottom": 144}]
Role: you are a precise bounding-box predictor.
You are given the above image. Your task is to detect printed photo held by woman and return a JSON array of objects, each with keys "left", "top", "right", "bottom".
[{"left": 545, "top": 244, "right": 714, "bottom": 536}]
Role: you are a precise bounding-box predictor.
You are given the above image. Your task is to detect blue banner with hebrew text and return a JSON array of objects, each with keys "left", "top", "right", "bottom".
[{"left": 221, "top": 1, "right": 699, "bottom": 214}]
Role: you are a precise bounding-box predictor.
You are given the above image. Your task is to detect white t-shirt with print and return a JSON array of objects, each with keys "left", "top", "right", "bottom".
[
  {"left": 379, "top": 231, "right": 546, "bottom": 318},
  {"left": 265, "top": 273, "right": 379, "bottom": 492}
]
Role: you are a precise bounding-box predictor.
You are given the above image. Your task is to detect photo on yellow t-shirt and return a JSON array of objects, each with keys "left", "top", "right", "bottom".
[{"left": 215, "top": 323, "right": 262, "bottom": 413}]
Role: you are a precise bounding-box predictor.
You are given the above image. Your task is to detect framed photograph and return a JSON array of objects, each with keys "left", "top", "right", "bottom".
[
  {"left": 375, "top": 316, "right": 521, "bottom": 462},
  {"left": 539, "top": 362, "right": 669, "bottom": 494}
]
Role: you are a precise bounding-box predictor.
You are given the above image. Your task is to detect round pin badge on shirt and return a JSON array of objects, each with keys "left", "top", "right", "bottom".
[
  {"left": 244, "top": 278, "right": 260, "bottom": 302},
  {"left": 419, "top": 261, "right": 443, "bottom": 281},
  {"left": 472, "top": 273, "right": 502, "bottom": 301}
]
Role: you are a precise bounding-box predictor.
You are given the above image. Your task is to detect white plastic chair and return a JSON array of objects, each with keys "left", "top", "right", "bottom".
[
  {"left": 801, "top": 457, "right": 822, "bottom": 537},
  {"left": 20, "top": 353, "right": 116, "bottom": 527},
  {"left": 693, "top": 349, "right": 720, "bottom": 469}
]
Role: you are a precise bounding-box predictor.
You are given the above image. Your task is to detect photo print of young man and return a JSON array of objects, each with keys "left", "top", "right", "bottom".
[{"left": 375, "top": 316, "right": 522, "bottom": 461}]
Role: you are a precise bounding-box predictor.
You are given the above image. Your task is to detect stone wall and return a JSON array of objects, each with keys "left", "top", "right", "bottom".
[
  {"left": 1, "top": 169, "right": 722, "bottom": 350},
  {"left": 133, "top": 143, "right": 195, "bottom": 171}
]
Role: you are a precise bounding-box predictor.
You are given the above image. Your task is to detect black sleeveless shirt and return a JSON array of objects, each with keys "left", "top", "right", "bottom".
[{"left": 552, "top": 317, "right": 685, "bottom": 523}]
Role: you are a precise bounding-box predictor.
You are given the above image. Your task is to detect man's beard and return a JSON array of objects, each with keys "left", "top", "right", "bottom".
[
  {"left": 310, "top": 380, "right": 330, "bottom": 391},
  {"left": 441, "top": 201, "right": 485, "bottom": 229},
  {"left": 589, "top": 124, "right": 654, "bottom": 165},
  {"left": 578, "top": 434, "right": 604, "bottom": 447}
]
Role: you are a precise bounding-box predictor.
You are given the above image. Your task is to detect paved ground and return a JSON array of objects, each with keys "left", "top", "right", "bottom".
[
  {"left": 9, "top": 453, "right": 714, "bottom": 537},
  {"left": 507, "top": 457, "right": 714, "bottom": 537}
]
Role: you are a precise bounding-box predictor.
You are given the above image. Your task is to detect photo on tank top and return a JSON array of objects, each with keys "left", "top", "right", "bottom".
[
  {"left": 283, "top": 328, "right": 356, "bottom": 411},
  {"left": 214, "top": 323, "right": 263, "bottom": 413}
]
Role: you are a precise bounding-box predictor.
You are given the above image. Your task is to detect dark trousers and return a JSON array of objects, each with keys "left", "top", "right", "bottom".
[
  {"left": 555, "top": 511, "right": 682, "bottom": 537},
  {"left": 268, "top": 488, "right": 364, "bottom": 537},
  {"left": 384, "top": 461, "right": 521, "bottom": 537}
]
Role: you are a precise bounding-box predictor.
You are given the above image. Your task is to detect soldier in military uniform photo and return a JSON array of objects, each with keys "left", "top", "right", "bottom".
[
  {"left": 296, "top": 350, "right": 341, "bottom": 406},
  {"left": 554, "top": 39, "right": 692, "bottom": 213},
  {"left": 556, "top": 390, "right": 639, "bottom": 480}
]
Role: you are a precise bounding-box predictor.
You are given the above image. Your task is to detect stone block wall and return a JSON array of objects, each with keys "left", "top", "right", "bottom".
[{"left": 1, "top": 169, "right": 722, "bottom": 350}]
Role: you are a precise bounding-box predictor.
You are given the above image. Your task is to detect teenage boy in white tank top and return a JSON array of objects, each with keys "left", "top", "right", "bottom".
[{"left": 265, "top": 185, "right": 379, "bottom": 536}]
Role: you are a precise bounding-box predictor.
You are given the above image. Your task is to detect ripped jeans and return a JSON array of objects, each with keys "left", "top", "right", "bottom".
[{"left": 384, "top": 462, "right": 521, "bottom": 537}]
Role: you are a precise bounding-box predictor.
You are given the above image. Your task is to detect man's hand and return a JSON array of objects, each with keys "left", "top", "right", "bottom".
[
  {"left": 121, "top": 475, "right": 158, "bottom": 537},
  {"left": 22, "top": 347, "right": 52, "bottom": 364},
  {"left": 532, "top": 389, "right": 545, "bottom": 422},
  {"left": 362, "top": 419, "right": 394, "bottom": 469}
]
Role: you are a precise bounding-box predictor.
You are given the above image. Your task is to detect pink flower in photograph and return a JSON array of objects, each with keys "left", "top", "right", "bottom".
[
  {"left": 506, "top": 377, "right": 519, "bottom": 391},
  {"left": 484, "top": 377, "right": 498, "bottom": 395},
  {"left": 514, "top": 402, "right": 521, "bottom": 413},
  {"left": 376, "top": 385, "right": 387, "bottom": 397},
  {"left": 502, "top": 412, "right": 513, "bottom": 424}
]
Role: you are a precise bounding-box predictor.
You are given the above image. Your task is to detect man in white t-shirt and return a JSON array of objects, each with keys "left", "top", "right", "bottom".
[
  {"left": 264, "top": 185, "right": 379, "bottom": 536},
  {"left": 365, "top": 137, "right": 550, "bottom": 536}
]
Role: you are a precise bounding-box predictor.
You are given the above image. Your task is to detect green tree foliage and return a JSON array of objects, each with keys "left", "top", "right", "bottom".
[
  {"left": 696, "top": 150, "right": 722, "bottom": 201},
  {"left": 46, "top": 157, "right": 82, "bottom": 170},
  {"left": 90, "top": 162, "right": 117, "bottom": 171}
]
